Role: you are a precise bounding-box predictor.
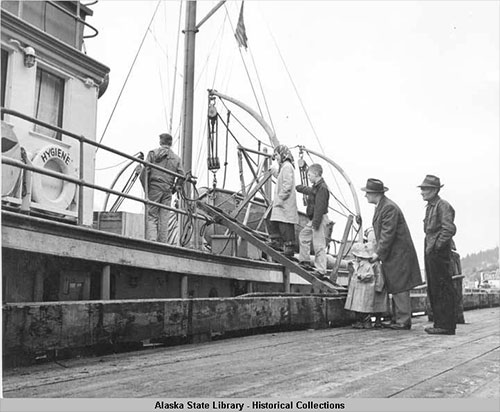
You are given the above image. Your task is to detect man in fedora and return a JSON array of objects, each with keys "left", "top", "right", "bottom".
[
  {"left": 139, "top": 133, "right": 184, "bottom": 243},
  {"left": 361, "top": 178, "right": 423, "bottom": 330},
  {"left": 419, "top": 174, "right": 457, "bottom": 335}
]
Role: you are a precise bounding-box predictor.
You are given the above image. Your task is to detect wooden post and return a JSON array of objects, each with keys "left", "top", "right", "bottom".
[
  {"left": 331, "top": 215, "right": 353, "bottom": 283},
  {"left": 283, "top": 267, "right": 291, "bottom": 293},
  {"left": 180, "top": 275, "right": 189, "bottom": 298},
  {"left": 101, "top": 265, "right": 111, "bottom": 300},
  {"left": 83, "top": 277, "right": 91, "bottom": 300},
  {"left": 33, "top": 270, "right": 44, "bottom": 302}
]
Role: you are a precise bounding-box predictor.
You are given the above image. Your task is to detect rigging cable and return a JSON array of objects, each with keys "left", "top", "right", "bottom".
[
  {"left": 219, "top": 99, "right": 272, "bottom": 148},
  {"left": 169, "top": 0, "right": 183, "bottom": 135},
  {"left": 216, "top": 112, "right": 263, "bottom": 170},
  {"left": 95, "top": 158, "right": 132, "bottom": 171},
  {"left": 97, "top": 0, "right": 162, "bottom": 150},
  {"left": 211, "top": 10, "right": 228, "bottom": 89},
  {"left": 222, "top": 110, "right": 230, "bottom": 188},
  {"left": 264, "top": 18, "right": 350, "bottom": 208},
  {"left": 265, "top": 21, "right": 324, "bottom": 154},
  {"left": 248, "top": 47, "right": 276, "bottom": 135},
  {"left": 191, "top": 15, "right": 228, "bottom": 185},
  {"left": 304, "top": 149, "right": 350, "bottom": 214},
  {"left": 223, "top": 3, "right": 265, "bottom": 122}
]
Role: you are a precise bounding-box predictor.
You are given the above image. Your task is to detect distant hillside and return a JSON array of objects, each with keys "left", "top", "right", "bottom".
[{"left": 461, "top": 247, "right": 499, "bottom": 280}]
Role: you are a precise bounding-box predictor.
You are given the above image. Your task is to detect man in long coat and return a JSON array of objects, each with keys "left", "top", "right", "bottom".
[
  {"left": 361, "top": 178, "right": 423, "bottom": 330},
  {"left": 418, "top": 174, "right": 457, "bottom": 335}
]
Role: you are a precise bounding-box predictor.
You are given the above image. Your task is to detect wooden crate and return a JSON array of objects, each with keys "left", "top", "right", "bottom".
[{"left": 93, "top": 211, "right": 144, "bottom": 239}]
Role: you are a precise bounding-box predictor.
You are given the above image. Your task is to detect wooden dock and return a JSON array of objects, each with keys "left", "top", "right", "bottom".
[{"left": 3, "top": 307, "right": 499, "bottom": 398}]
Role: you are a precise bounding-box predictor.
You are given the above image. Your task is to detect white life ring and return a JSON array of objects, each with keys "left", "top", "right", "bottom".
[
  {"left": 1, "top": 122, "right": 22, "bottom": 197},
  {"left": 31, "top": 145, "right": 76, "bottom": 210}
]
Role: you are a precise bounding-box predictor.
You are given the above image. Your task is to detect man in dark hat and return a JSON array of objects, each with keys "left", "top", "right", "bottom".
[
  {"left": 362, "top": 178, "right": 423, "bottom": 330},
  {"left": 139, "top": 133, "right": 184, "bottom": 243},
  {"left": 419, "top": 174, "right": 457, "bottom": 335}
]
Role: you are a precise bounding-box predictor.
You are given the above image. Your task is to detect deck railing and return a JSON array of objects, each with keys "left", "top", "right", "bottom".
[{"left": 1, "top": 107, "right": 207, "bottom": 246}]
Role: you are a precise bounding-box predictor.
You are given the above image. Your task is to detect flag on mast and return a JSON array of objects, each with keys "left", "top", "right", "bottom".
[{"left": 235, "top": 1, "right": 248, "bottom": 49}]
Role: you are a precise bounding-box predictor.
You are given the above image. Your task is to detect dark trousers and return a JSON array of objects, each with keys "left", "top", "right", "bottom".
[
  {"left": 425, "top": 248, "right": 456, "bottom": 331},
  {"left": 267, "top": 219, "right": 295, "bottom": 244}
]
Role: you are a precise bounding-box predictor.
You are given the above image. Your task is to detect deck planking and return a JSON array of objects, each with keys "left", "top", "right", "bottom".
[{"left": 3, "top": 307, "right": 499, "bottom": 398}]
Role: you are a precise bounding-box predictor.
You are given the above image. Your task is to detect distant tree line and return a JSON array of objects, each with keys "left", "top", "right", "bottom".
[{"left": 461, "top": 247, "right": 499, "bottom": 277}]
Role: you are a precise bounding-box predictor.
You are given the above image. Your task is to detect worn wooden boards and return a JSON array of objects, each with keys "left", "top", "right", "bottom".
[{"left": 3, "top": 307, "right": 499, "bottom": 398}]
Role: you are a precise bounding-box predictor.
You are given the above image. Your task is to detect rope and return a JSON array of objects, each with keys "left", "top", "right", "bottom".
[
  {"left": 266, "top": 25, "right": 325, "bottom": 154},
  {"left": 224, "top": 3, "right": 265, "bottom": 121},
  {"left": 248, "top": 47, "right": 276, "bottom": 134},
  {"left": 219, "top": 99, "right": 272, "bottom": 148},
  {"left": 305, "top": 151, "right": 350, "bottom": 213},
  {"left": 97, "top": 0, "right": 161, "bottom": 150},
  {"left": 223, "top": 110, "right": 230, "bottom": 188},
  {"left": 95, "top": 158, "right": 130, "bottom": 171},
  {"left": 211, "top": 11, "right": 228, "bottom": 89},
  {"left": 264, "top": 21, "right": 350, "bottom": 208},
  {"left": 169, "top": 0, "right": 183, "bottom": 135}
]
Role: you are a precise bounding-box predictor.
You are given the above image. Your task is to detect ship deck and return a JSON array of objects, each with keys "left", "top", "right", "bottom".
[{"left": 3, "top": 307, "right": 499, "bottom": 398}]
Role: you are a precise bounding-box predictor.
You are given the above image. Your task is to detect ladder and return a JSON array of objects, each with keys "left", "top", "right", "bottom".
[{"left": 197, "top": 202, "right": 347, "bottom": 294}]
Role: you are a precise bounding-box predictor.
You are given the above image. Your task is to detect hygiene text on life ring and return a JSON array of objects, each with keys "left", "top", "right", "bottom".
[{"left": 40, "top": 146, "right": 72, "bottom": 165}]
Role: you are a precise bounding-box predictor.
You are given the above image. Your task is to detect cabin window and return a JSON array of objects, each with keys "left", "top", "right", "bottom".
[
  {"left": 18, "top": 2, "right": 80, "bottom": 48},
  {"left": 34, "top": 68, "right": 65, "bottom": 140},
  {"left": 0, "top": 1, "right": 20, "bottom": 16},
  {"left": 1, "top": 49, "right": 8, "bottom": 110}
]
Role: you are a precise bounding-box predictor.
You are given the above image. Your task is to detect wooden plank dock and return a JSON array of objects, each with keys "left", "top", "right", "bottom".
[{"left": 3, "top": 307, "right": 499, "bottom": 398}]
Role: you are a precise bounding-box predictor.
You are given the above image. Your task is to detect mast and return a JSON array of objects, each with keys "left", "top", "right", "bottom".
[{"left": 181, "top": 1, "right": 197, "bottom": 178}]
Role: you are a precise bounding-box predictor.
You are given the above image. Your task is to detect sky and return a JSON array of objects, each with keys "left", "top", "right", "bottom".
[{"left": 84, "top": 0, "right": 499, "bottom": 262}]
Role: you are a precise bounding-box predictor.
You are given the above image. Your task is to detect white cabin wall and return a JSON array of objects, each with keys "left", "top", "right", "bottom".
[
  {"left": 2, "top": 42, "right": 98, "bottom": 223},
  {"left": 1, "top": 45, "right": 36, "bottom": 140},
  {"left": 63, "top": 77, "right": 99, "bottom": 225}
]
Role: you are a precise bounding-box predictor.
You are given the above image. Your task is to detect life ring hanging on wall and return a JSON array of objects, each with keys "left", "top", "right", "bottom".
[
  {"left": 31, "top": 145, "right": 76, "bottom": 210},
  {"left": 1, "top": 122, "right": 22, "bottom": 197}
]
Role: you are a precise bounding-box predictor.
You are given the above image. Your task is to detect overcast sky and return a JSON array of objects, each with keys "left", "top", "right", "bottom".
[{"left": 85, "top": 0, "right": 499, "bottom": 261}]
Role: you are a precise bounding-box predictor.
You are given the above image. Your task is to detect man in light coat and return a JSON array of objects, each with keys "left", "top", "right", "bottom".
[
  {"left": 139, "top": 133, "right": 184, "bottom": 243},
  {"left": 362, "top": 178, "right": 423, "bottom": 330}
]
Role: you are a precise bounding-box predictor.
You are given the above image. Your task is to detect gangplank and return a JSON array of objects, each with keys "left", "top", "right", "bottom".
[{"left": 197, "top": 202, "right": 347, "bottom": 294}]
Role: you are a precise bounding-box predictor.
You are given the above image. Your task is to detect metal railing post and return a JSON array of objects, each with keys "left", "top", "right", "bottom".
[{"left": 78, "top": 135, "right": 84, "bottom": 225}]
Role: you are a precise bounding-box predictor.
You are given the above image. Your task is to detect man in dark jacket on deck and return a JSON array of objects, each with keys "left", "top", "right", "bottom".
[
  {"left": 419, "top": 174, "right": 457, "bottom": 335},
  {"left": 139, "top": 133, "right": 184, "bottom": 243},
  {"left": 362, "top": 178, "right": 423, "bottom": 330}
]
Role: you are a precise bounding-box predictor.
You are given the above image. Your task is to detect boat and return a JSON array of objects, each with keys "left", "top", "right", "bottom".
[
  {"left": 1, "top": 0, "right": 360, "bottom": 303},
  {"left": 2, "top": 1, "right": 498, "bottom": 367}
]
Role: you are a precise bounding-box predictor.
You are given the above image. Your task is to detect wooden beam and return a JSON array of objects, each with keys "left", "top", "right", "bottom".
[
  {"left": 283, "top": 267, "right": 290, "bottom": 293},
  {"left": 331, "top": 215, "right": 353, "bottom": 283},
  {"left": 231, "top": 170, "right": 272, "bottom": 219},
  {"left": 1, "top": 213, "right": 285, "bottom": 284},
  {"left": 180, "top": 275, "right": 188, "bottom": 298},
  {"left": 101, "top": 265, "right": 111, "bottom": 300}
]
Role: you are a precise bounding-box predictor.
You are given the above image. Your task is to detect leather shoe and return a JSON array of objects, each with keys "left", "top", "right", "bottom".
[
  {"left": 424, "top": 327, "right": 455, "bottom": 335},
  {"left": 389, "top": 323, "right": 411, "bottom": 330},
  {"left": 299, "top": 261, "right": 315, "bottom": 270},
  {"left": 380, "top": 321, "right": 395, "bottom": 329},
  {"left": 315, "top": 272, "right": 328, "bottom": 281}
]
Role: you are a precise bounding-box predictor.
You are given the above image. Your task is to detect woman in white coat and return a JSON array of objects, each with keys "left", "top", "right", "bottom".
[{"left": 267, "top": 145, "right": 299, "bottom": 257}]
